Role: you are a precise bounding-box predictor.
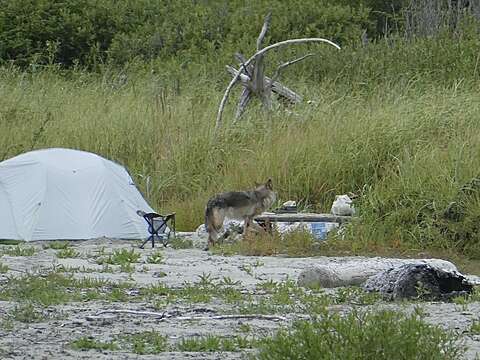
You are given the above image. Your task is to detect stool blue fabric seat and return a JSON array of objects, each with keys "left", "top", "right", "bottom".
[{"left": 137, "top": 210, "right": 176, "bottom": 248}]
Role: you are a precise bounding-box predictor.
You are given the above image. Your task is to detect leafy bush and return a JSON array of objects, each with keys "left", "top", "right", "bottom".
[
  {"left": 0, "top": 0, "right": 127, "bottom": 67},
  {"left": 0, "top": 0, "right": 371, "bottom": 68}
]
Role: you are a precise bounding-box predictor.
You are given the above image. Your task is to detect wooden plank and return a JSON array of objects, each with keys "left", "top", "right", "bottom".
[{"left": 254, "top": 212, "right": 353, "bottom": 224}]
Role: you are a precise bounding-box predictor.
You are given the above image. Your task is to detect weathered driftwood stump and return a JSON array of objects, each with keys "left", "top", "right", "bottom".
[
  {"left": 215, "top": 13, "right": 340, "bottom": 132},
  {"left": 297, "top": 258, "right": 459, "bottom": 288},
  {"left": 297, "top": 258, "right": 475, "bottom": 301},
  {"left": 364, "top": 263, "right": 473, "bottom": 301}
]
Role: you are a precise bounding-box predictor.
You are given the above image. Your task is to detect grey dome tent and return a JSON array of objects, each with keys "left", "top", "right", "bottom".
[{"left": 0, "top": 148, "right": 154, "bottom": 241}]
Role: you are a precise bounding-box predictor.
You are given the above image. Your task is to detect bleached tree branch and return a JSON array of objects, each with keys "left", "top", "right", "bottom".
[
  {"left": 270, "top": 53, "right": 315, "bottom": 85},
  {"left": 215, "top": 38, "right": 341, "bottom": 133}
]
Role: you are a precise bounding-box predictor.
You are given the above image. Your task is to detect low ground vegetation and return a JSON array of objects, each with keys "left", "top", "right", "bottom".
[
  {"left": 0, "top": 242, "right": 477, "bottom": 358},
  {"left": 255, "top": 311, "right": 464, "bottom": 360},
  {"left": 1, "top": 246, "right": 36, "bottom": 257}
]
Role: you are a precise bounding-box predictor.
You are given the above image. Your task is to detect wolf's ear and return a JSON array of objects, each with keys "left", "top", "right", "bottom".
[{"left": 265, "top": 178, "right": 273, "bottom": 190}]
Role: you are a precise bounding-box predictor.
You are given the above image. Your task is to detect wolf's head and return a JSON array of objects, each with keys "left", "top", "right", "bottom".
[
  {"left": 255, "top": 178, "right": 273, "bottom": 191},
  {"left": 255, "top": 178, "right": 276, "bottom": 210},
  {"left": 265, "top": 178, "right": 273, "bottom": 190}
]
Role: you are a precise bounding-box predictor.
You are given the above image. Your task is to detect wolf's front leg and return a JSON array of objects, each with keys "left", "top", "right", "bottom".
[{"left": 243, "top": 217, "right": 251, "bottom": 235}]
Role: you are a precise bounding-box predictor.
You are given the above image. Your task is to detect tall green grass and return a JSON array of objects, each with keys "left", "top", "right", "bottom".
[{"left": 1, "top": 33, "right": 480, "bottom": 258}]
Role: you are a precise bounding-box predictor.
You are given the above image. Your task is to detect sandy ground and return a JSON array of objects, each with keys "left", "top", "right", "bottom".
[{"left": 0, "top": 238, "right": 478, "bottom": 359}]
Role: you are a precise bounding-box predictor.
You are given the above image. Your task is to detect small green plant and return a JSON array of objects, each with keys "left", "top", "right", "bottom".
[
  {"left": 70, "top": 277, "right": 112, "bottom": 289},
  {"left": 2, "top": 246, "right": 35, "bottom": 257},
  {"left": 217, "top": 286, "right": 245, "bottom": 303},
  {"left": 0, "top": 272, "right": 134, "bottom": 305},
  {"left": 453, "top": 286, "right": 480, "bottom": 305},
  {"left": 413, "top": 305, "right": 427, "bottom": 318},
  {"left": 43, "top": 241, "right": 69, "bottom": 250},
  {"left": 0, "top": 319, "right": 14, "bottom": 331},
  {"left": 9, "top": 303, "right": 46, "bottom": 323},
  {"left": 238, "top": 323, "right": 252, "bottom": 333},
  {"left": 0, "top": 273, "right": 72, "bottom": 306},
  {"left": 219, "top": 276, "right": 241, "bottom": 286},
  {"left": 169, "top": 237, "right": 193, "bottom": 249},
  {"left": 252, "top": 260, "right": 265, "bottom": 268},
  {"left": 239, "top": 264, "right": 254, "bottom": 276},
  {"left": 71, "top": 336, "right": 118, "bottom": 351},
  {"left": 119, "top": 263, "right": 135, "bottom": 273},
  {"left": 155, "top": 270, "right": 167, "bottom": 277},
  {"left": 470, "top": 320, "right": 480, "bottom": 335},
  {"left": 452, "top": 294, "right": 470, "bottom": 311},
  {"left": 146, "top": 251, "right": 164, "bottom": 264},
  {"left": 106, "top": 288, "right": 128, "bottom": 302},
  {"left": 334, "top": 287, "right": 382, "bottom": 305},
  {"left": 238, "top": 299, "right": 279, "bottom": 315},
  {"left": 197, "top": 272, "right": 214, "bottom": 287},
  {"left": 95, "top": 246, "right": 107, "bottom": 256},
  {"left": 100, "top": 264, "right": 115, "bottom": 273},
  {"left": 0, "top": 263, "right": 9, "bottom": 273},
  {"left": 100, "top": 248, "right": 141, "bottom": 266},
  {"left": 176, "top": 335, "right": 253, "bottom": 352},
  {"left": 124, "top": 331, "right": 168, "bottom": 354},
  {"left": 56, "top": 247, "right": 79, "bottom": 258},
  {"left": 177, "top": 337, "right": 218, "bottom": 352},
  {"left": 142, "top": 283, "right": 171, "bottom": 297},
  {"left": 178, "top": 283, "right": 213, "bottom": 303}
]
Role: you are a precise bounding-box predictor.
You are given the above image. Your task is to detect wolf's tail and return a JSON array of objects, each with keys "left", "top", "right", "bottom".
[
  {"left": 205, "top": 202, "right": 213, "bottom": 231},
  {"left": 205, "top": 198, "right": 223, "bottom": 248}
]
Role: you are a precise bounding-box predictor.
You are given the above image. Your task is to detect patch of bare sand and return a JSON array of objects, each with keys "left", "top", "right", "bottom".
[{"left": 0, "top": 238, "right": 478, "bottom": 359}]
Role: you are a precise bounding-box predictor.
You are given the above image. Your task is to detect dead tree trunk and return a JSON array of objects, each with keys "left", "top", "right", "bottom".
[{"left": 215, "top": 14, "right": 341, "bottom": 133}]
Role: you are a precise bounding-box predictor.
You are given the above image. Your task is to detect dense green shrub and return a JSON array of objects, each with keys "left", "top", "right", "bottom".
[
  {"left": 0, "top": 0, "right": 128, "bottom": 66},
  {"left": 0, "top": 0, "right": 371, "bottom": 68},
  {"left": 2, "top": 0, "right": 479, "bottom": 68},
  {"left": 255, "top": 310, "right": 464, "bottom": 360}
]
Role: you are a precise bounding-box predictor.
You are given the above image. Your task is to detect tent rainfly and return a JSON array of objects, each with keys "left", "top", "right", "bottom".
[{"left": 0, "top": 148, "right": 154, "bottom": 241}]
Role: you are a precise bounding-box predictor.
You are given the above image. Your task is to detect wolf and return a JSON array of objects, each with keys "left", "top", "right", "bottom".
[{"left": 205, "top": 179, "right": 276, "bottom": 248}]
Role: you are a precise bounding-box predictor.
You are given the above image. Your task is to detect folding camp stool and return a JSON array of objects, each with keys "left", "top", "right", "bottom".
[{"left": 137, "top": 210, "right": 176, "bottom": 248}]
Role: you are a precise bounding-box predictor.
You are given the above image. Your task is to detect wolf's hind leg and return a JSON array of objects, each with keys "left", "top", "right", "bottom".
[
  {"left": 207, "top": 231, "right": 218, "bottom": 249},
  {"left": 207, "top": 208, "right": 224, "bottom": 249},
  {"left": 249, "top": 220, "right": 266, "bottom": 233},
  {"left": 243, "top": 217, "right": 251, "bottom": 235}
]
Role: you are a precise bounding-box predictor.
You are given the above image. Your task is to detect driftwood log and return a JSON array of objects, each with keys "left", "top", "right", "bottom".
[
  {"left": 298, "top": 257, "right": 478, "bottom": 301},
  {"left": 364, "top": 263, "right": 473, "bottom": 301},
  {"left": 297, "top": 258, "right": 464, "bottom": 288},
  {"left": 215, "top": 13, "right": 340, "bottom": 132},
  {"left": 226, "top": 65, "right": 303, "bottom": 105}
]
